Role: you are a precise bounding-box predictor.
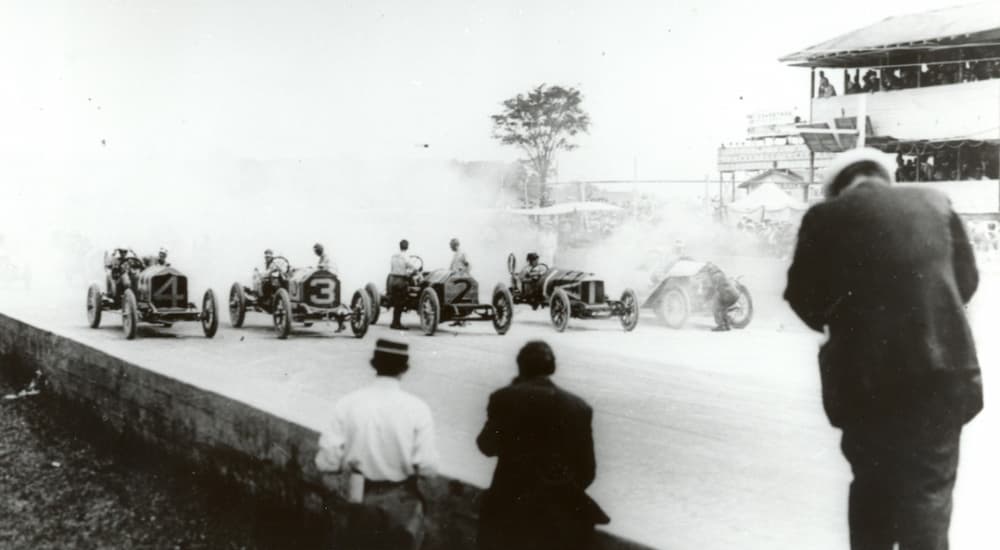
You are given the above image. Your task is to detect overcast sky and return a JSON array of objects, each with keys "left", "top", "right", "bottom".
[{"left": 1, "top": 0, "right": 966, "bottom": 181}]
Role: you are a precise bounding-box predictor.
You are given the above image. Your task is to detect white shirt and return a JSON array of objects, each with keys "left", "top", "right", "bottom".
[
  {"left": 449, "top": 250, "right": 469, "bottom": 273},
  {"left": 317, "top": 253, "right": 338, "bottom": 275},
  {"left": 390, "top": 252, "right": 418, "bottom": 276},
  {"left": 315, "top": 377, "right": 439, "bottom": 481}
]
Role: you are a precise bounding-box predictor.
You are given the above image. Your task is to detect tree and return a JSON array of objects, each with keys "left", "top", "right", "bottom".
[{"left": 491, "top": 84, "right": 590, "bottom": 205}]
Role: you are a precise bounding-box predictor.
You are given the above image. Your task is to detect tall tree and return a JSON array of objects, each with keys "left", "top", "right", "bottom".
[{"left": 491, "top": 84, "right": 590, "bottom": 205}]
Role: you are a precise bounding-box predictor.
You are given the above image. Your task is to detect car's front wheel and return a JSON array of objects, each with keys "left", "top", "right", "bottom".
[{"left": 418, "top": 288, "right": 440, "bottom": 336}]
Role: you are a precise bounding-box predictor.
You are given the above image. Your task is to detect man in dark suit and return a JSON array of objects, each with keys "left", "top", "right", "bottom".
[
  {"left": 784, "top": 148, "right": 983, "bottom": 550},
  {"left": 476, "top": 341, "right": 609, "bottom": 550}
]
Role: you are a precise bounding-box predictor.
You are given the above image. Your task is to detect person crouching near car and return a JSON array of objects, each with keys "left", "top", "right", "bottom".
[
  {"left": 315, "top": 339, "right": 439, "bottom": 550},
  {"left": 704, "top": 263, "right": 739, "bottom": 331},
  {"left": 389, "top": 239, "right": 419, "bottom": 330}
]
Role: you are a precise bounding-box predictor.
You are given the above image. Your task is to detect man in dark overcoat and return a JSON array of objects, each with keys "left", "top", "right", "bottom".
[{"left": 784, "top": 147, "right": 983, "bottom": 550}]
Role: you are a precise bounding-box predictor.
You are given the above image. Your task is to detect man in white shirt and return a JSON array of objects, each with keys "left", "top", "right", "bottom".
[
  {"left": 315, "top": 339, "right": 439, "bottom": 550},
  {"left": 313, "top": 242, "right": 337, "bottom": 274},
  {"left": 448, "top": 238, "right": 469, "bottom": 274},
  {"left": 389, "top": 239, "right": 420, "bottom": 330}
]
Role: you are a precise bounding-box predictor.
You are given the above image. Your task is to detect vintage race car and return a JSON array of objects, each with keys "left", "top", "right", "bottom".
[
  {"left": 506, "top": 253, "right": 639, "bottom": 332},
  {"left": 86, "top": 249, "right": 218, "bottom": 339},
  {"left": 642, "top": 259, "right": 753, "bottom": 329},
  {"left": 228, "top": 256, "right": 370, "bottom": 339},
  {"left": 374, "top": 256, "right": 513, "bottom": 336}
]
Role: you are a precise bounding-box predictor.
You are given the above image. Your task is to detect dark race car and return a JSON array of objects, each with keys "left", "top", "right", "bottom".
[
  {"left": 506, "top": 253, "right": 639, "bottom": 332},
  {"left": 86, "top": 249, "right": 218, "bottom": 339},
  {"left": 228, "top": 256, "right": 370, "bottom": 339},
  {"left": 373, "top": 255, "right": 513, "bottom": 336},
  {"left": 642, "top": 259, "right": 753, "bottom": 329}
]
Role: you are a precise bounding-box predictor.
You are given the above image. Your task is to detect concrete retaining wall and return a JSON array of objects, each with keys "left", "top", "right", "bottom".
[{"left": 0, "top": 312, "right": 654, "bottom": 550}]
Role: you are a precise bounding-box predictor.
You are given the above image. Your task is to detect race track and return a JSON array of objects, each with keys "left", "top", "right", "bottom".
[{"left": 2, "top": 256, "right": 997, "bottom": 550}]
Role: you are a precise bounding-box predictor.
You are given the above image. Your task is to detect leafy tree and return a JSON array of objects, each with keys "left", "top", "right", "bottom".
[{"left": 491, "top": 84, "right": 590, "bottom": 205}]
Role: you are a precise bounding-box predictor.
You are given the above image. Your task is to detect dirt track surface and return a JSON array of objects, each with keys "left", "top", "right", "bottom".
[{"left": 2, "top": 255, "right": 997, "bottom": 550}]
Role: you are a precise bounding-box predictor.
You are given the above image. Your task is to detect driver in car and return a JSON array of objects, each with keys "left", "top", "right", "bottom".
[{"left": 518, "top": 252, "right": 547, "bottom": 295}]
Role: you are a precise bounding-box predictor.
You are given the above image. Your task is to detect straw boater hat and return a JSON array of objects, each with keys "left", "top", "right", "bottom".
[
  {"left": 371, "top": 339, "right": 409, "bottom": 376},
  {"left": 823, "top": 147, "right": 896, "bottom": 198}
]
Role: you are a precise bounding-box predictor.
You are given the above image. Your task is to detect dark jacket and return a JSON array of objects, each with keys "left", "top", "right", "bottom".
[
  {"left": 476, "top": 376, "right": 608, "bottom": 547},
  {"left": 784, "top": 181, "right": 982, "bottom": 428}
]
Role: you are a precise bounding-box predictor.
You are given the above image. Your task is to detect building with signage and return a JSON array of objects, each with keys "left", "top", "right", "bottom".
[
  {"left": 780, "top": 1, "right": 1000, "bottom": 218},
  {"left": 717, "top": 111, "right": 835, "bottom": 204}
]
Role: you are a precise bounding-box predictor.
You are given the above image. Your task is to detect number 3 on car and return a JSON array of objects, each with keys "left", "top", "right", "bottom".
[{"left": 307, "top": 277, "right": 336, "bottom": 306}]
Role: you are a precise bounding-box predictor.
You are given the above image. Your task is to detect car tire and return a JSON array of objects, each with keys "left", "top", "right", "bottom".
[
  {"left": 364, "top": 282, "right": 380, "bottom": 325},
  {"left": 656, "top": 287, "right": 689, "bottom": 329},
  {"left": 491, "top": 283, "right": 514, "bottom": 335},
  {"left": 350, "top": 289, "right": 371, "bottom": 338},
  {"left": 87, "top": 283, "right": 102, "bottom": 328},
  {"left": 122, "top": 288, "right": 138, "bottom": 340},
  {"left": 727, "top": 283, "right": 754, "bottom": 329},
  {"left": 273, "top": 288, "right": 293, "bottom": 339},
  {"left": 202, "top": 289, "right": 219, "bottom": 338},
  {"left": 229, "top": 282, "right": 246, "bottom": 328},
  {"left": 418, "top": 288, "right": 439, "bottom": 336},
  {"left": 619, "top": 288, "right": 639, "bottom": 332},
  {"left": 549, "top": 287, "right": 571, "bottom": 332}
]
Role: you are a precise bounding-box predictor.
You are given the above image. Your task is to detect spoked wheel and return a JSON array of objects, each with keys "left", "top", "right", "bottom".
[
  {"left": 656, "top": 287, "right": 689, "bottom": 329},
  {"left": 273, "top": 288, "right": 293, "bottom": 339},
  {"left": 122, "top": 288, "right": 138, "bottom": 340},
  {"left": 87, "top": 284, "right": 102, "bottom": 328},
  {"left": 350, "top": 289, "right": 371, "bottom": 338},
  {"left": 418, "top": 288, "right": 440, "bottom": 336},
  {"left": 229, "top": 282, "right": 246, "bottom": 328},
  {"left": 618, "top": 288, "right": 639, "bottom": 332},
  {"left": 364, "top": 282, "right": 381, "bottom": 325},
  {"left": 726, "top": 283, "right": 754, "bottom": 329},
  {"left": 491, "top": 283, "right": 514, "bottom": 335},
  {"left": 202, "top": 289, "right": 219, "bottom": 338},
  {"left": 549, "top": 288, "right": 571, "bottom": 332}
]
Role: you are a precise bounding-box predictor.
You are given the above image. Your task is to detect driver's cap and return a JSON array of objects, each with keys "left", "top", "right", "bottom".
[
  {"left": 264, "top": 248, "right": 274, "bottom": 255},
  {"left": 158, "top": 247, "right": 168, "bottom": 255}
]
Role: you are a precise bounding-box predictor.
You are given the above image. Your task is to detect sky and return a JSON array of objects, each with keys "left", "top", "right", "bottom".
[{"left": 0, "top": 0, "right": 968, "bottom": 182}]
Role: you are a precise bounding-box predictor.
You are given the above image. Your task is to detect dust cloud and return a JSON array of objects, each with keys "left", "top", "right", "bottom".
[{"left": 0, "top": 154, "right": 551, "bottom": 305}]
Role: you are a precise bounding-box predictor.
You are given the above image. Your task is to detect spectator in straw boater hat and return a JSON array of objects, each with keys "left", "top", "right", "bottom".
[
  {"left": 315, "top": 339, "right": 439, "bottom": 550},
  {"left": 785, "top": 147, "right": 982, "bottom": 550}
]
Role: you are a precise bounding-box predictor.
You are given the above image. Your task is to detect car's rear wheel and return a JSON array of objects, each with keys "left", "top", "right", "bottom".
[
  {"left": 122, "top": 289, "right": 138, "bottom": 340},
  {"left": 549, "top": 288, "right": 571, "bottom": 332},
  {"left": 229, "top": 282, "right": 246, "bottom": 328},
  {"left": 364, "top": 282, "right": 380, "bottom": 325},
  {"left": 87, "top": 284, "right": 102, "bottom": 328},
  {"left": 656, "top": 287, "right": 689, "bottom": 329},
  {"left": 727, "top": 283, "right": 754, "bottom": 329},
  {"left": 418, "top": 288, "right": 439, "bottom": 336},
  {"left": 491, "top": 283, "right": 514, "bottom": 335},
  {"left": 202, "top": 289, "right": 219, "bottom": 338},
  {"left": 619, "top": 288, "right": 639, "bottom": 332},
  {"left": 350, "top": 289, "right": 371, "bottom": 338},
  {"left": 273, "top": 288, "right": 292, "bottom": 339}
]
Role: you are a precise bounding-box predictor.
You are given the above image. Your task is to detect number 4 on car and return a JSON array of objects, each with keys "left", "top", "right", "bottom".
[{"left": 86, "top": 249, "right": 218, "bottom": 339}]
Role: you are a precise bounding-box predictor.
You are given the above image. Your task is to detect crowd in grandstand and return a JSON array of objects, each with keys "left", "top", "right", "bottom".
[
  {"left": 814, "top": 59, "right": 1000, "bottom": 97},
  {"left": 894, "top": 150, "right": 999, "bottom": 182}
]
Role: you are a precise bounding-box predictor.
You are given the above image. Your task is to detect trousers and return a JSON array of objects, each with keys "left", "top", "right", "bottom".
[
  {"left": 337, "top": 481, "right": 425, "bottom": 550},
  {"left": 388, "top": 275, "right": 409, "bottom": 326},
  {"left": 840, "top": 415, "right": 962, "bottom": 550}
]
